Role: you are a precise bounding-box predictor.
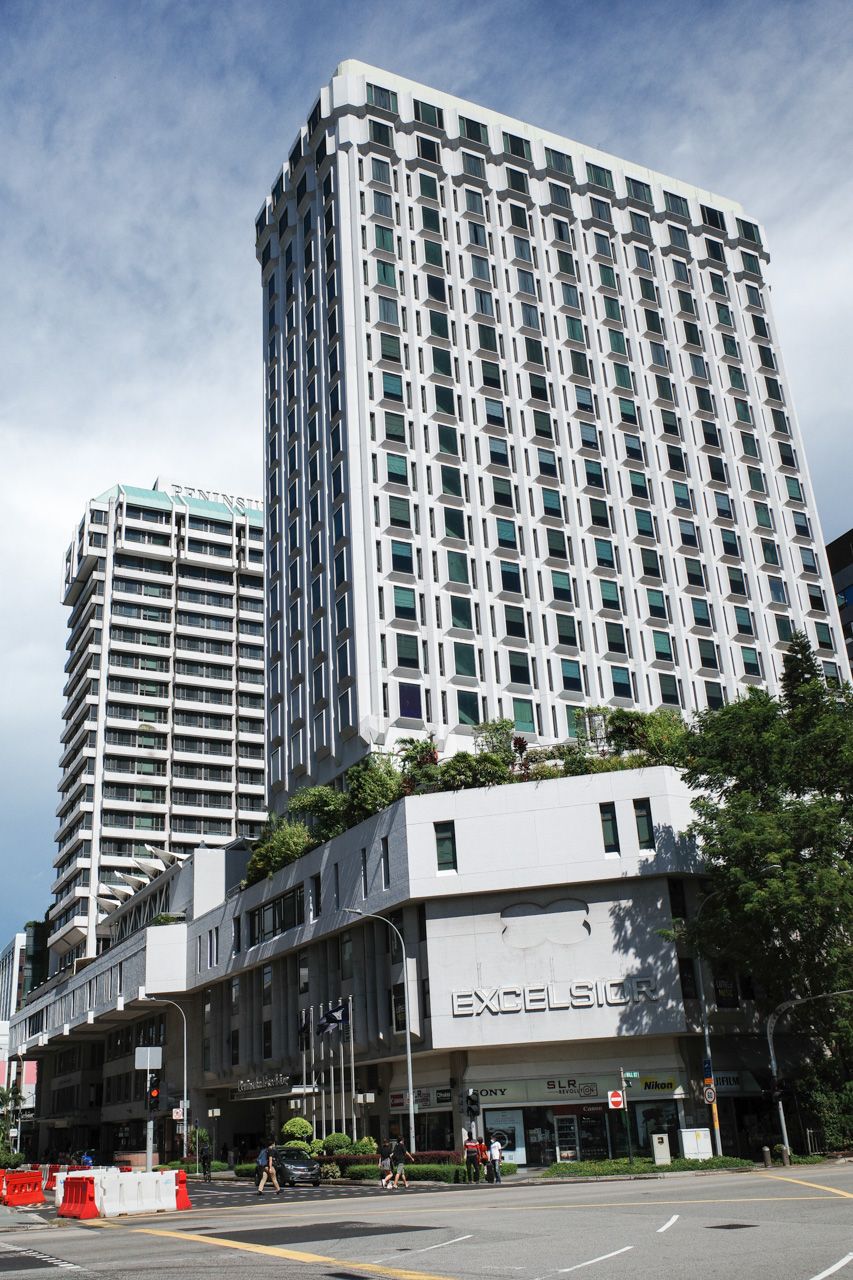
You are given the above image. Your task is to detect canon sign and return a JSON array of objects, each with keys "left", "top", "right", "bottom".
[{"left": 451, "top": 977, "right": 658, "bottom": 1016}]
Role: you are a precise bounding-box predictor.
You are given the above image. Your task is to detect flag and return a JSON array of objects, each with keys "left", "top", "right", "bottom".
[
  {"left": 298, "top": 1008, "right": 310, "bottom": 1051},
  {"left": 316, "top": 1003, "right": 349, "bottom": 1035}
]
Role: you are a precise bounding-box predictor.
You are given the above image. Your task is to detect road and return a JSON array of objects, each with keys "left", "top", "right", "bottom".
[{"left": 0, "top": 1166, "right": 850, "bottom": 1280}]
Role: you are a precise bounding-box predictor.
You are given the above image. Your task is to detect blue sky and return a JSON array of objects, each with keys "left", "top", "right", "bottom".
[{"left": 1, "top": 0, "right": 851, "bottom": 943}]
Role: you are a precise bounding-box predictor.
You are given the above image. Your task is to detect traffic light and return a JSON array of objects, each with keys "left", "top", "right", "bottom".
[
  {"left": 465, "top": 1088, "right": 480, "bottom": 1118},
  {"left": 147, "top": 1074, "right": 161, "bottom": 1111}
]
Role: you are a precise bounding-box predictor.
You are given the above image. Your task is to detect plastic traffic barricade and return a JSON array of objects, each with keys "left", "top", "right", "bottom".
[{"left": 57, "top": 1175, "right": 99, "bottom": 1220}]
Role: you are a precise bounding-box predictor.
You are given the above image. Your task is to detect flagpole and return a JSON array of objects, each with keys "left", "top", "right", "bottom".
[
  {"left": 319, "top": 1003, "right": 327, "bottom": 1140},
  {"left": 309, "top": 1007, "right": 316, "bottom": 1135},
  {"left": 301, "top": 1013, "right": 307, "bottom": 1120},
  {"left": 339, "top": 1008, "right": 345, "bottom": 1138},
  {"left": 330, "top": 1048, "right": 336, "bottom": 1134},
  {"left": 348, "top": 995, "right": 356, "bottom": 1141}
]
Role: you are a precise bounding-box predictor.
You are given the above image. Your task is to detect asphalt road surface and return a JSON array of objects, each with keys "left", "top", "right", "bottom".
[{"left": 0, "top": 1166, "right": 850, "bottom": 1280}]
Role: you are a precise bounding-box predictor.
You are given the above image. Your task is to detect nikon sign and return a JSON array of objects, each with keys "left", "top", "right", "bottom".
[{"left": 451, "top": 977, "right": 658, "bottom": 1017}]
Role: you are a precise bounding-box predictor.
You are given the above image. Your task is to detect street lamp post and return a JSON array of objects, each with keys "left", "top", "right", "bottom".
[
  {"left": 766, "top": 988, "right": 853, "bottom": 1158},
  {"left": 345, "top": 908, "right": 416, "bottom": 1154},
  {"left": 141, "top": 996, "right": 189, "bottom": 1159}
]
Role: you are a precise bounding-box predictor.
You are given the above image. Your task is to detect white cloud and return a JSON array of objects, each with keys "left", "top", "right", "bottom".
[{"left": 1, "top": 0, "right": 849, "bottom": 941}]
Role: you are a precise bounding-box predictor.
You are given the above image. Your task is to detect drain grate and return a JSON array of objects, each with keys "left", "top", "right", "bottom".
[{"left": 706, "top": 1224, "right": 757, "bottom": 1230}]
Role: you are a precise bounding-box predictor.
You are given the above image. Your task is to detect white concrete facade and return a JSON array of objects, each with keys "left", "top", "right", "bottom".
[
  {"left": 257, "top": 60, "right": 849, "bottom": 806},
  {"left": 53, "top": 480, "right": 267, "bottom": 973}
]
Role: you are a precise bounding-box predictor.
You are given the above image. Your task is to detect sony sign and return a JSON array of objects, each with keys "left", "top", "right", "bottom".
[{"left": 451, "top": 977, "right": 658, "bottom": 1017}]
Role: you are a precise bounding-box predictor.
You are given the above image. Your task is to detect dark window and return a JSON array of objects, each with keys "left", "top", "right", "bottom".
[
  {"left": 599, "top": 802, "right": 620, "bottom": 854},
  {"left": 435, "top": 821, "right": 457, "bottom": 871},
  {"left": 633, "top": 798, "right": 655, "bottom": 849},
  {"left": 678, "top": 957, "right": 698, "bottom": 1000}
]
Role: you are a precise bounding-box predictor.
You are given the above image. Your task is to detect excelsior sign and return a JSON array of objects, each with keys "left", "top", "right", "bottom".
[{"left": 451, "top": 977, "right": 658, "bottom": 1017}]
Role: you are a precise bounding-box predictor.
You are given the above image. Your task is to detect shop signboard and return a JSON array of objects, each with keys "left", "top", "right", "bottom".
[{"left": 470, "top": 1073, "right": 686, "bottom": 1103}]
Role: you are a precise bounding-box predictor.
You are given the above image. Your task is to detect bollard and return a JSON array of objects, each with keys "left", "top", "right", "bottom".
[
  {"left": 761, "top": 1146, "right": 772, "bottom": 1168},
  {"left": 781, "top": 1147, "right": 791, "bottom": 1167}
]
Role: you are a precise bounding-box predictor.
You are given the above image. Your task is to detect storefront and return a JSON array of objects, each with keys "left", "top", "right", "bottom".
[
  {"left": 389, "top": 1086, "right": 454, "bottom": 1151},
  {"left": 474, "top": 1073, "right": 688, "bottom": 1165}
]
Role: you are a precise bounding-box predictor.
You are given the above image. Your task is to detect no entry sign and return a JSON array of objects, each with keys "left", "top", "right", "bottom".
[{"left": 608, "top": 1090, "right": 625, "bottom": 1110}]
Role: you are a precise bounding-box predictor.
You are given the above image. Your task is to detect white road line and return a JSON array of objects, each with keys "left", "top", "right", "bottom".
[
  {"left": 808, "top": 1254, "right": 853, "bottom": 1280},
  {"left": 413, "top": 1234, "right": 473, "bottom": 1254},
  {"left": 657, "top": 1214, "right": 679, "bottom": 1233},
  {"left": 559, "top": 1247, "right": 634, "bottom": 1273},
  {"left": 371, "top": 1233, "right": 473, "bottom": 1263}
]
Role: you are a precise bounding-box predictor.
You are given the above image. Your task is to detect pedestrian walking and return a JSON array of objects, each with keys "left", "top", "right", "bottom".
[
  {"left": 378, "top": 1138, "right": 393, "bottom": 1190},
  {"left": 200, "top": 1137, "right": 212, "bottom": 1182},
  {"left": 477, "top": 1138, "right": 489, "bottom": 1181},
  {"left": 463, "top": 1132, "right": 481, "bottom": 1183},
  {"left": 489, "top": 1136, "right": 503, "bottom": 1184},
  {"left": 391, "top": 1136, "right": 414, "bottom": 1189},
  {"left": 256, "top": 1139, "right": 281, "bottom": 1195}
]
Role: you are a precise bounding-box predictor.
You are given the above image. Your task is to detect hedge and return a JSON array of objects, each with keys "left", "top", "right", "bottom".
[
  {"left": 157, "top": 1159, "right": 229, "bottom": 1173},
  {"left": 545, "top": 1156, "right": 752, "bottom": 1177},
  {"left": 344, "top": 1162, "right": 516, "bottom": 1183},
  {"left": 334, "top": 1150, "right": 462, "bottom": 1171}
]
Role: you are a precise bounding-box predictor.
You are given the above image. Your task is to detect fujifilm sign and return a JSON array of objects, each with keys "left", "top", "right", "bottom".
[{"left": 451, "top": 977, "right": 658, "bottom": 1017}]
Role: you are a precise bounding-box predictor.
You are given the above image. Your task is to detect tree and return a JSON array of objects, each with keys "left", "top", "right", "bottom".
[
  {"left": 245, "top": 815, "right": 314, "bottom": 886},
  {"left": 281, "top": 1116, "right": 313, "bottom": 1142},
  {"left": 397, "top": 736, "right": 441, "bottom": 795},
  {"left": 679, "top": 635, "right": 853, "bottom": 1116},
  {"left": 0, "top": 1084, "right": 22, "bottom": 1150},
  {"left": 344, "top": 755, "right": 402, "bottom": 825},
  {"left": 473, "top": 719, "right": 516, "bottom": 767},
  {"left": 287, "top": 786, "right": 348, "bottom": 842}
]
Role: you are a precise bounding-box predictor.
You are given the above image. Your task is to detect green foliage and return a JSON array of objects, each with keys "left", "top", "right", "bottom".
[
  {"left": 308, "top": 1139, "right": 325, "bottom": 1158},
  {"left": 0, "top": 1085, "right": 23, "bottom": 1150},
  {"left": 771, "top": 1145, "right": 825, "bottom": 1165},
  {"left": 287, "top": 786, "right": 348, "bottom": 842},
  {"left": 545, "top": 1156, "right": 752, "bottom": 1176},
  {"left": 0, "top": 1148, "right": 25, "bottom": 1169},
  {"left": 320, "top": 1162, "right": 341, "bottom": 1180},
  {"left": 187, "top": 1126, "right": 209, "bottom": 1155},
  {"left": 438, "top": 750, "right": 510, "bottom": 791},
  {"left": 345, "top": 1162, "right": 468, "bottom": 1183},
  {"left": 280, "top": 1140, "right": 311, "bottom": 1155},
  {"left": 281, "top": 1116, "right": 314, "bottom": 1142},
  {"left": 679, "top": 636, "right": 853, "bottom": 1116},
  {"left": 397, "top": 736, "right": 442, "bottom": 795},
  {"left": 322, "top": 1131, "right": 352, "bottom": 1154},
  {"left": 473, "top": 719, "right": 516, "bottom": 766},
  {"left": 235, "top": 1162, "right": 258, "bottom": 1178},
  {"left": 350, "top": 1136, "right": 378, "bottom": 1155},
  {"left": 344, "top": 755, "right": 403, "bottom": 824},
  {"left": 588, "top": 706, "right": 689, "bottom": 766},
  {"left": 245, "top": 815, "right": 314, "bottom": 886}
]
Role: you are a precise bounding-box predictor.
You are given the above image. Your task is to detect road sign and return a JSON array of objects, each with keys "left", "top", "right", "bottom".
[
  {"left": 702, "top": 1058, "right": 712, "bottom": 1078},
  {"left": 135, "top": 1046, "right": 162, "bottom": 1072},
  {"left": 608, "top": 1090, "right": 625, "bottom": 1110},
  {"left": 623, "top": 1071, "right": 640, "bottom": 1079},
  {"left": 703, "top": 1085, "right": 717, "bottom": 1105},
  {"left": 172, "top": 1107, "right": 184, "bottom": 1121}
]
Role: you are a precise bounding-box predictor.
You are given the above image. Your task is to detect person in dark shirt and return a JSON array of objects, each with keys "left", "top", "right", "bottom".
[
  {"left": 378, "top": 1138, "right": 393, "bottom": 1189},
  {"left": 391, "top": 1136, "right": 413, "bottom": 1189}
]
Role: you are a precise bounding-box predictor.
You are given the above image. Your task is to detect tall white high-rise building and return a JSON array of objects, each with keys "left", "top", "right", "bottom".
[
  {"left": 257, "top": 60, "right": 848, "bottom": 808},
  {"left": 53, "top": 479, "right": 266, "bottom": 973}
]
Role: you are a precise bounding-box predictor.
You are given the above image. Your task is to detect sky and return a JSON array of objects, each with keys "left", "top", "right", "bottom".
[{"left": 1, "top": 0, "right": 851, "bottom": 944}]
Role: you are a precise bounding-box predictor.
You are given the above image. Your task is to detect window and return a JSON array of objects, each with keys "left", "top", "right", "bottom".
[
  {"left": 512, "top": 699, "right": 535, "bottom": 733},
  {"left": 561, "top": 659, "right": 582, "bottom": 691},
  {"left": 457, "top": 689, "right": 479, "bottom": 726},
  {"left": 367, "top": 83, "right": 398, "bottom": 112},
  {"left": 447, "top": 551, "right": 469, "bottom": 583},
  {"left": 503, "top": 131, "right": 532, "bottom": 161},
  {"left": 665, "top": 191, "right": 690, "bottom": 218},
  {"left": 435, "top": 821, "right": 457, "bottom": 871},
  {"left": 509, "top": 651, "right": 530, "bottom": 684},
  {"left": 659, "top": 673, "right": 680, "bottom": 705},
  {"left": 391, "top": 540, "right": 413, "bottom": 573},
  {"left": 394, "top": 585, "right": 416, "bottom": 620},
  {"left": 599, "top": 802, "right": 620, "bottom": 853},
  {"left": 586, "top": 162, "right": 614, "bottom": 190},
  {"left": 633, "top": 799, "right": 654, "bottom": 849},
  {"left": 611, "top": 666, "right": 632, "bottom": 699}
]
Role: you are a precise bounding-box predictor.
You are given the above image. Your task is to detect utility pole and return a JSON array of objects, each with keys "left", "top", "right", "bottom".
[
  {"left": 620, "top": 1067, "right": 633, "bottom": 1167},
  {"left": 145, "top": 1070, "right": 153, "bottom": 1173}
]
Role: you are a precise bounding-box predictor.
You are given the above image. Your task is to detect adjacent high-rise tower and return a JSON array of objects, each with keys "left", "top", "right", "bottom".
[
  {"left": 257, "top": 60, "right": 848, "bottom": 809},
  {"left": 53, "top": 480, "right": 266, "bottom": 973}
]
